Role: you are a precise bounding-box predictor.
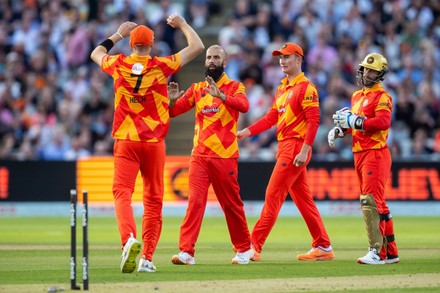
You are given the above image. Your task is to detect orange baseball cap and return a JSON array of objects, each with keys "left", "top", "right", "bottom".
[
  {"left": 272, "top": 43, "right": 304, "bottom": 58},
  {"left": 130, "top": 25, "right": 154, "bottom": 47}
]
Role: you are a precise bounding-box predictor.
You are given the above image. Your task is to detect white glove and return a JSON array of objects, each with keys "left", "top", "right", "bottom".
[
  {"left": 327, "top": 126, "right": 345, "bottom": 148},
  {"left": 332, "top": 107, "right": 366, "bottom": 130}
]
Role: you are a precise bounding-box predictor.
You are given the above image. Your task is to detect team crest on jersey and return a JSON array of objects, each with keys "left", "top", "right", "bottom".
[
  {"left": 132, "top": 63, "right": 144, "bottom": 75},
  {"left": 363, "top": 99, "right": 369, "bottom": 107}
]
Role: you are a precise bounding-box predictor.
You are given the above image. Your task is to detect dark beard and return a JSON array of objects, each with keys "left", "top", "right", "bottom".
[{"left": 204, "top": 66, "right": 224, "bottom": 82}]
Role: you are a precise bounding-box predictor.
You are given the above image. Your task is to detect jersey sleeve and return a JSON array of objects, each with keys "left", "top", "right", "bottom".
[
  {"left": 169, "top": 84, "right": 196, "bottom": 117},
  {"left": 302, "top": 84, "right": 320, "bottom": 146},
  {"left": 223, "top": 82, "right": 249, "bottom": 113},
  {"left": 363, "top": 92, "right": 392, "bottom": 132},
  {"left": 248, "top": 106, "right": 278, "bottom": 136}
]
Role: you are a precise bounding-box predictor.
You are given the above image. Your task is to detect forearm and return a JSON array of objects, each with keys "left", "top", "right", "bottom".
[
  {"left": 299, "top": 143, "right": 311, "bottom": 156},
  {"left": 363, "top": 111, "right": 391, "bottom": 132},
  {"left": 90, "top": 32, "right": 124, "bottom": 65},
  {"left": 303, "top": 106, "right": 320, "bottom": 145},
  {"left": 169, "top": 94, "right": 194, "bottom": 117},
  {"left": 222, "top": 93, "right": 249, "bottom": 113},
  {"left": 248, "top": 108, "right": 278, "bottom": 136},
  {"left": 248, "top": 118, "right": 274, "bottom": 136},
  {"left": 179, "top": 23, "right": 205, "bottom": 66}
]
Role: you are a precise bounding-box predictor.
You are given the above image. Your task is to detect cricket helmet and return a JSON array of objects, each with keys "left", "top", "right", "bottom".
[{"left": 356, "top": 53, "right": 388, "bottom": 87}]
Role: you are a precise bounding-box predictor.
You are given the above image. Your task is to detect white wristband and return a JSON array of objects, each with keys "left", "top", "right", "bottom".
[{"left": 116, "top": 32, "right": 124, "bottom": 40}]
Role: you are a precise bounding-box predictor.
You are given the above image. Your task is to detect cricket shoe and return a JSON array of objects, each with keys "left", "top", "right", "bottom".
[
  {"left": 137, "top": 257, "right": 156, "bottom": 272},
  {"left": 171, "top": 252, "right": 195, "bottom": 265},
  {"left": 297, "top": 246, "right": 335, "bottom": 261},
  {"left": 120, "top": 233, "right": 141, "bottom": 273},
  {"left": 385, "top": 255, "right": 400, "bottom": 264},
  {"left": 232, "top": 248, "right": 254, "bottom": 264},
  {"left": 232, "top": 244, "right": 260, "bottom": 262},
  {"left": 357, "top": 248, "right": 385, "bottom": 265}
]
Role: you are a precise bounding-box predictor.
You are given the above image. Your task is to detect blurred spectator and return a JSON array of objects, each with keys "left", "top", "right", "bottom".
[
  {"left": 224, "top": 44, "right": 244, "bottom": 81},
  {"left": 0, "top": 0, "right": 439, "bottom": 162},
  {"left": 218, "top": 18, "right": 249, "bottom": 49},
  {"left": 187, "top": 0, "right": 213, "bottom": 28},
  {"left": 145, "top": 0, "right": 184, "bottom": 52}
]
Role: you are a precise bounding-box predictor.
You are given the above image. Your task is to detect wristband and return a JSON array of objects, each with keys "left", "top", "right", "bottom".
[
  {"left": 99, "top": 39, "right": 114, "bottom": 52},
  {"left": 116, "top": 32, "right": 124, "bottom": 40}
]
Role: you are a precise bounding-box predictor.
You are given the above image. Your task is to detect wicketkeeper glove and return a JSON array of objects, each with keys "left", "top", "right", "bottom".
[
  {"left": 327, "top": 126, "right": 345, "bottom": 148},
  {"left": 332, "top": 107, "right": 366, "bottom": 130}
]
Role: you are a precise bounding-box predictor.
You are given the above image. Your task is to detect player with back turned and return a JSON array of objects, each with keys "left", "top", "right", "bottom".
[
  {"left": 329, "top": 53, "right": 399, "bottom": 264},
  {"left": 90, "top": 14, "right": 204, "bottom": 273}
]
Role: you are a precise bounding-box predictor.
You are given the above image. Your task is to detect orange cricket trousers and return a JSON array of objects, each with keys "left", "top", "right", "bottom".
[
  {"left": 113, "top": 139, "right": 165, "bottom": 261},
  {"left": 251, "top": 138, "right": 331, "bottom": 253},
  {"left": 178, "top": 156, "right": 251, "bottom": 256},
  {"left": 354, "top": 147, "right": 398, "bottom": 258}
]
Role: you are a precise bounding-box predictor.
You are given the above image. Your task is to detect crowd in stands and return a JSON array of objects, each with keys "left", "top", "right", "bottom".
[{"left": 0, "top": 0, "right": 439, "bottom": 161}]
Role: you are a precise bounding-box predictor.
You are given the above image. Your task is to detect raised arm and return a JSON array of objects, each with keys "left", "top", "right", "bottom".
[
  {"left": 90, "top": 21, "right": 137, "bottom": 66},
  {"left": 166, "top": 13, "right": 205, "bottom": 66}
]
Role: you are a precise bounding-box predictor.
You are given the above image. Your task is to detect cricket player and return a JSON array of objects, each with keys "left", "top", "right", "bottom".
[
  {"left": 237, "top": 42, "right": 335, "bottom": 261},
  {"left": 168, "top": 45, "right": 254, "bottom": 265},
  {"left": 90, "top": 14, "right": 204, "bottom": 273},
  {"left": 329, "top": 52, "right": 399, "bottom": 264}
]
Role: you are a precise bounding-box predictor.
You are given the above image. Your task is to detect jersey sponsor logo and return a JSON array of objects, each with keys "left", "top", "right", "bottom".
[
  {"left": 132, "top": 63, "right": 144, "bottom": 75},
  {"left": 363, "top": 99, "right": 369, "bottom": 107},
  {"left": 304, "top": 91, "right": 318, "bottom": 102},
  {"left": 201, "top": 105, "right": 220, "bottom": 116}
]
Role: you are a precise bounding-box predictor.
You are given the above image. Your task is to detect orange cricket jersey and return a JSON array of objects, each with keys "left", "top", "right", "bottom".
[
  {"left": 248, "top": 73, "right": 320, "bottom": 146},
  {"left": 101, "top": 53, "right": 181, "bottom": 142},
  {"left": 351, "top": 83, "right": 392, "bottom": 152},
  {"left": 169, "top": 73, "right": 249, "bottom": 158}
]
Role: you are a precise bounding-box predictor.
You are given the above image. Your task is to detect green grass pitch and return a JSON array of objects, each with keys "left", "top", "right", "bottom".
[{"left": 0, "top": 215, "right": 439, "bottom": 292}]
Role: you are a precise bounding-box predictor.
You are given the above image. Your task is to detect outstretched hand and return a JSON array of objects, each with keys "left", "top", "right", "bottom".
[
  {"left": 203, "top": 76, "right": 226, "bottom": 101},
  {"left": 167, "top": 82, "right": 184, "bottom": 107}
]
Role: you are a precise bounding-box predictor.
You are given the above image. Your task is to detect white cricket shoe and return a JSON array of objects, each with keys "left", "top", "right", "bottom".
[
  {"left": 120, "top": 233, "right": 141, "bottom": 273},
  {"left": 357, "top": 248, "right": 385, "bottom": 265},
  {"left": 385, "top": 256, "right": 400, "bottom": 264},
  {"left": 231, "top": 248, "right": 254, "bottom": 264},
  {"left": 171, "top": 252, "right": 195, "bottom": 265},
  {"left": 137, "top": 257, "right": 156, "bottom": 272}
]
